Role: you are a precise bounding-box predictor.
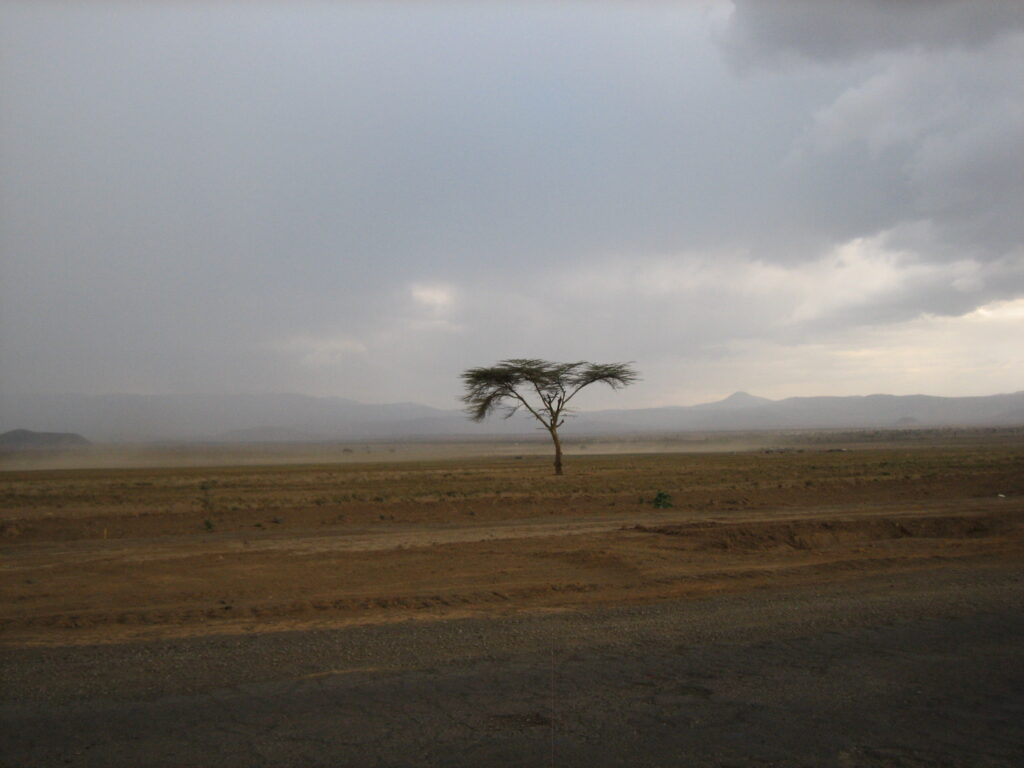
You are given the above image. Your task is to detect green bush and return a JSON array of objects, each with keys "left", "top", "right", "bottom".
[{"left": 652, "top": 491, "right": 673, "bottom": 509}]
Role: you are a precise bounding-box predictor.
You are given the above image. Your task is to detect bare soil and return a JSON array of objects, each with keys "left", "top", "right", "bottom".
[{"left": 2, "top": 438, "right": 1022, "bottom": 646}]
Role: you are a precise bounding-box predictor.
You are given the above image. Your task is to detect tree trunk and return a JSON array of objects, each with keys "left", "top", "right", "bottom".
[{"left": 549, "top": 426, "right": 564, "bottom": 475}]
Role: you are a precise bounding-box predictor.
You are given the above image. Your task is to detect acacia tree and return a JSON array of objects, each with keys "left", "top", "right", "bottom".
[{"left": 461, "top": 359, "right": 639, "bottom": 475}]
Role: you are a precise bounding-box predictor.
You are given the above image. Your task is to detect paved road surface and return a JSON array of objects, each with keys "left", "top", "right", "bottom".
[{"left": 2, "top": 565, "right": 1022, "bottom": 767}]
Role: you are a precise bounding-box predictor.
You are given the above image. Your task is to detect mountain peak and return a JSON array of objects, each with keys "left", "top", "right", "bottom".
[
  {"left": 721, "top": 391, "right": 769, "bottom": 405},
  {"left": 689, "top": 391, "right": 772, "bottom": 412}
]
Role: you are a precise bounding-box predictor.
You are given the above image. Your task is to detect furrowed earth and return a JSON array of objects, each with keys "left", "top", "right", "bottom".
[{"left": 1, "top": 431, "right": 1022, "bottom": 766}]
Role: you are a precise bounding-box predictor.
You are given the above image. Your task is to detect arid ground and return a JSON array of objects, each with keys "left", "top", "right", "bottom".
[{"left": 2, "top": 431, "right": 1023, "bottom": 765}]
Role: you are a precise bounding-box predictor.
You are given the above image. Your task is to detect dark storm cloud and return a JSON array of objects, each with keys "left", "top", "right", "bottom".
[
  {"left": 723, "top": 0, "right": 1024, "bottom": 65},
  {"left": 725, "top": 0, "right": 1024, "bottom": 266}
]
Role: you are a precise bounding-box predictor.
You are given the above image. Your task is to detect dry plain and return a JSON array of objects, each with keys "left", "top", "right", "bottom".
[
  {"left": 1, "top": 431, "right": 1022, "bottom": 645},
  {"left": 1, "top": 431, "right": 1023, "bottom": 766}
]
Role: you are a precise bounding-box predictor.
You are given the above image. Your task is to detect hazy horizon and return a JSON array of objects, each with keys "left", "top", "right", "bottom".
[
  {"left": 4, "top": 389, "right": 1023, "bottom": 448},
  {"left": 3, "top": 386, "right": 1024, "bottom": 412},
  {"left": 2, "top": 1, "right": 1023, "bottom": 411}
]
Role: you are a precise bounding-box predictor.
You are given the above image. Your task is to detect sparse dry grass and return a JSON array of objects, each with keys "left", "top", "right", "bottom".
[{"left": 1, "top": 432, "right": 1022, "bottom": 645}]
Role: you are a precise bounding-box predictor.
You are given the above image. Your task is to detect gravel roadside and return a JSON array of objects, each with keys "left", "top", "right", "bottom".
[
  {"left": 2, "top": 563, "right": 1023, "bottom": 766},
  {"left": 4, "top": 562, "right": 1022, "bottom": 704}
]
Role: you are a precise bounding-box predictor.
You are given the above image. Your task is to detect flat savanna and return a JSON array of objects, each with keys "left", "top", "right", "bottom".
[{"left": 2, "top": 432, "right": 1022, "bottom": 646}]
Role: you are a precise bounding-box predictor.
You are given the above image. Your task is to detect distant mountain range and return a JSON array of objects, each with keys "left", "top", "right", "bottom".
[{"left": 1, "top": 390, "right": 1022, "bottom": 444}]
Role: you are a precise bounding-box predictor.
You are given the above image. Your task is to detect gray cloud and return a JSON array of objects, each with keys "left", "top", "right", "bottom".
[
  {"left": 1, "top": 1, "right": 1022, "bottom": 410},
  {"left": 797, "top": 36, "right": 1024, "bottom": 261},
  {"left": 724, "top": 1, "right": 1024, "bottom": 279},
  {"left": 723, "top": 0, "right": 1024, "bottom": 67}
]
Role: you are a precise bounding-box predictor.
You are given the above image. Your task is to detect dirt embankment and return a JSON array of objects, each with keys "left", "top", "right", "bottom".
[{"left": 634, "top": 511, "right": 1015, "bottom": 551}]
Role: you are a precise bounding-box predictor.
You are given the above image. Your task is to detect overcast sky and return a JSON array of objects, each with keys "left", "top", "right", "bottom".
[{"left": 2, "top": 1, "right": 1022, "bottom": 410}]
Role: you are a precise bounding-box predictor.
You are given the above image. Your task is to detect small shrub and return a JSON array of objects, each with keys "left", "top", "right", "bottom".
[
  {"left": 652, "top": 491, "right": 673, "bottom": 509},
  {"left": 203, "top": 519, "right": 214, "bottom": 531}
]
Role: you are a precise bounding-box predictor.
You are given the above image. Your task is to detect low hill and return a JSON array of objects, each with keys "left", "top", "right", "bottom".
[{"left": 0, "top": 429, "right": 91, "bottom": 450}]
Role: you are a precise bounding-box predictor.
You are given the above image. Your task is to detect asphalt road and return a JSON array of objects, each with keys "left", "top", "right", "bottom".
[{"left": 2, "top": 564, "right": 1023, "bottom": 767}]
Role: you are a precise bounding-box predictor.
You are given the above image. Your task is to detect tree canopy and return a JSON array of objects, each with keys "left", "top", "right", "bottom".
[{"left": 460, "top": 359, "right": 639, "bottom": 474}]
